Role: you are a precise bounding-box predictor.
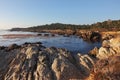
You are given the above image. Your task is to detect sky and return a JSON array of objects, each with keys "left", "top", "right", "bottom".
[{"left": 0, "top": 0, "right": 120, "bottom": 29}]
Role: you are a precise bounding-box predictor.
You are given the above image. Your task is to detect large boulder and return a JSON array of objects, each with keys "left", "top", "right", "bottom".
[
  {"left": 110, "top": 38, "right": 120, "bottom": 52},
  {"left": 80, "top": 31, "right": 101, "bottom": 42},
  {"left": 7, "top": 44, "right": 20, "bottom": 51},
  {"left": 96, "top": 39, "right": 119, "bottom": 59},
  {"left": 97, "top": 47, "right": 116, "bottom": 59}
]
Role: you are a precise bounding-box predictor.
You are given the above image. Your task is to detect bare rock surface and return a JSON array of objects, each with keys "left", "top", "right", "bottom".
[
  {"left": 89, "top": 47, "right": 99, "bottom": 57},
  {"left": 86, "top": 54, "right": 120, "bottom": 80},
  {"left": 96, "top": 38, "right": 120, "bottom": 59},
  {"left": 86, "top": 37, "right": 120, "bottom": 80},
  {"left": 0, "top": 42, "right": 95, "bottom": 80},
  {"left": 79, "top": 31, "right": 101, "bottom": 42},
  {"left": 1, "top": 37, "right": 120, "bottom": 80}
]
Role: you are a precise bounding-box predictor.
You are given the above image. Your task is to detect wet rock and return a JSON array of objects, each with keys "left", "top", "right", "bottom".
[
  {"left": 0, "top": 46, "right": 6, "bottom": 50},
  {"left": 90, "top": 32, "right": 101, "bottom": 42},
  {"left": 51, "top": 34, "right": 55, "bottom": 37},
  {"left": 80, "top": 31, "right": 101, "bottom": 42},
  {"left": 24, "top": 42, "right": 42, "bottom": 45},
  {"left": 7, "top": 44, "right": 20, "bottom": 51},
  {"left": 44, "top": 34, "right": 49, "bottom": 37},
  {"left": 37, "top": 33, "right": 42, "bottom": 36},
  {"left": 22, "top": 42, "right": 43, "bottom": 48},
  {"left": 63, "top": 34, "right": 70, "bottom": 37}
]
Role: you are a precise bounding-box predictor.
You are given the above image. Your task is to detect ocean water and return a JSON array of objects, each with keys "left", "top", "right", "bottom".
[{"left": 0, "top": 30, "right": 101, "bottom": 53}]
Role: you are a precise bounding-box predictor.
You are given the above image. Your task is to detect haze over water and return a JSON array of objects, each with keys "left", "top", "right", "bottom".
[{"left": 0, "top": 30, "right": 101, "bottom": 53}]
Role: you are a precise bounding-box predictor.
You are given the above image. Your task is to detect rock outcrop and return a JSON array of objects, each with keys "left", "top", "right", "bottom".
[
  {"left": 96, "top": 38, "right": 120, "bottom": 59},
  {"left": 86, "top": 38, "right": 120, "bottom": 80},
  {"left": 89, "top": 47, "right": 99, "bottom": 57},
  {"left": 86, "top": 54, "right": 120, "bottom": 80},
  {"left": 0, "top": 42, "right": 95, "bottom": 80},
  {"left": 101, "top": 31, "right": 120, "bottom": 40},
  {"left": 1, "top": 37, "right": 120, "bottom": 80},
  {"left": 79, "top": 31, "right": 101, "bottom": 42}
]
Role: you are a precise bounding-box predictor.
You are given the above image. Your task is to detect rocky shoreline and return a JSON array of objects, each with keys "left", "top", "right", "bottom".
[
  {"left": 43, "top": 30, "right": 120, "bottom": 42},
  {"left": 0, "top": 37, "right": 120, "bottom": 80},
  {"left": 0, "top": 42, "right": 95, "bottom": 80},
  {"left": 10, "top": 28, "right": 120, "bottom": 42}
]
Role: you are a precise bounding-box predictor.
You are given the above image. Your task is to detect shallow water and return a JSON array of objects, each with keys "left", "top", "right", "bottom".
[{"left": 0, "top": 30, "right": 101, "bottom": 53}]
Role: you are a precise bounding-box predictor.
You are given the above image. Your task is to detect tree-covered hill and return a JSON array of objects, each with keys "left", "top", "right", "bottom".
[{"left": 11, "top": 19, "right": 120, "bottom": 32}]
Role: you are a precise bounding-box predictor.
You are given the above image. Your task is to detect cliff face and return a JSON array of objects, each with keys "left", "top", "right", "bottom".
[{"left": 0, "top": 42, "right": 95, "bottom": 80}]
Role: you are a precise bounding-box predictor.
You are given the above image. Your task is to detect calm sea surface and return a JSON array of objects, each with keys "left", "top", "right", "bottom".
[{"left": 0, "top": 30, "right": 101, "bottom": 53}]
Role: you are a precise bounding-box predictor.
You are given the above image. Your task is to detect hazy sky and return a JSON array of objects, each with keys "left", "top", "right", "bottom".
[{"left": 0, "top": 0, "right": 120, "bottom": 29}]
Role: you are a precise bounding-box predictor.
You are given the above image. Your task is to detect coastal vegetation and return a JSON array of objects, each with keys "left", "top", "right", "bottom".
[
  {"left": 11, "top": 19, "right": 120, "bottom": 32},
  {"left": 10, "top": 19, "right": 120, "bottom": 42}
]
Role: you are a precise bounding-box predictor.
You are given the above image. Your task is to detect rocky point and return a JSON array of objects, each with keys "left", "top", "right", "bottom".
[
  {"left": 0, "top": 37, "right": 120, "bottom": 80},
  {"left": 0, "top": 42, "right": 95, "bottom": 80}
]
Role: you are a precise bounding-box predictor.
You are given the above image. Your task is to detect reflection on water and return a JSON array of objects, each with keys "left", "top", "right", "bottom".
[{"left": 0, "top": 30, "right": 101, "bottom": 53}]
